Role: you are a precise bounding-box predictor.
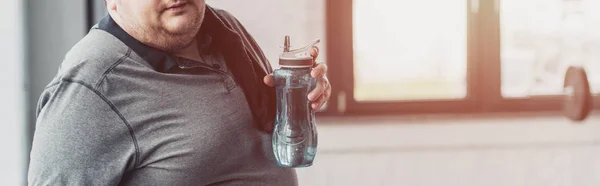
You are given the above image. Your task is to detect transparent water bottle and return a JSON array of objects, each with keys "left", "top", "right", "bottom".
[{"left": 272, "top": 36, "right": 320, "bottom": 168}]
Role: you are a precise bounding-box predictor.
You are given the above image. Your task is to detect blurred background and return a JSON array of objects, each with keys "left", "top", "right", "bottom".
[{"left": 2, "top": 0, "right": 600, "bottom": 185}]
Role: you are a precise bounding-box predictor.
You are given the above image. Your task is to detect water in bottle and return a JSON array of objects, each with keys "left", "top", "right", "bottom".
[{"left": 272, "top": 36, "right": 320, "bottom": 168}]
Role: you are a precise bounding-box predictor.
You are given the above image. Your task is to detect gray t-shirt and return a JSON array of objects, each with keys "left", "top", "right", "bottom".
[{"left": 27, "top": 17, "right": 296, "bottom": 186}]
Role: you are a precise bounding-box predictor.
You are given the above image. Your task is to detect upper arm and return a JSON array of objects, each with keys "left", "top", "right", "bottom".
[{"left": 28, "top": 81, "right": 137, "bottom": 186}]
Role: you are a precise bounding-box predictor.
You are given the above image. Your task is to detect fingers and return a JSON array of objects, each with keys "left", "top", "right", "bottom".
[
  {"left": 311, "top": 63, "right": 328, "bottom": 78},
  {"left": 308, "top": 78, "right": 328, "bottom": 101},
  {"left": 311, "top": 90, "right": 329, "bottom": 110},
  {"left": 263, "top": 74, "right": 274, "bottom": 87},
  {"left": 311, "top": 46, "right": 319, "bottom": 59}
]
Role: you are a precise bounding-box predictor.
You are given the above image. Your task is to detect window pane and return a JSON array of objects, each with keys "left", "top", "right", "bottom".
[
  {"left": 207, "top": 0, "right": 326, "bottom": 69},
  {"left": 353, "top": 0, "right": 467, "bottom": 101},
  {"left": 501, "top": 0, "right": 600, "bottom": 97}
]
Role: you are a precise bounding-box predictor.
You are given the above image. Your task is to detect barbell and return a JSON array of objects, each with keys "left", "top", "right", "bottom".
[{"left": 563, "top": 66, "right": 593, "bottom": 121}]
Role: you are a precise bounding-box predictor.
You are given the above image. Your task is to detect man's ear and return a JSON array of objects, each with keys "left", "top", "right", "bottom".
[{"left": 105, "top": 0, "right": 117, "bottom": 11}]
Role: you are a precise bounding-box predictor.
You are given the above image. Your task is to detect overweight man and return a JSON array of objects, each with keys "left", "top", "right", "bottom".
[{"left": 27, "top": 0, "right": 331, "bottom": 185}]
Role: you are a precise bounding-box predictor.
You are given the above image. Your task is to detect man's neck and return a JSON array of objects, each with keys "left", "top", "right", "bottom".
[{"left": 173, "top": 38, "right": 203, "bottom": 62}]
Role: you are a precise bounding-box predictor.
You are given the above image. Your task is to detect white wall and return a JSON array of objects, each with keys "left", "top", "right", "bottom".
[
  {"left": 297, "top": 113, "right": 600, "bottom": 186},
  {"left": 0, "top": 0, "right": 27, "bottom": 185}
]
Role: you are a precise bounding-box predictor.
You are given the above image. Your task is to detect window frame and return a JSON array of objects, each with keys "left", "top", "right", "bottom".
[{"left": 322, "top": 0, "right": 600, "bottom": 116}]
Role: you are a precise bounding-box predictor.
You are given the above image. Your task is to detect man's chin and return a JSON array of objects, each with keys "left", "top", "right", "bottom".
[
  {"left": 159, "top": 23, "right": 200, "bottom": 52},
  {"left": 164, "top": 25, "right": 195, "bottom": 35},
  {"left": 163, "top": 16, "right": 201, "bottom": 35}
]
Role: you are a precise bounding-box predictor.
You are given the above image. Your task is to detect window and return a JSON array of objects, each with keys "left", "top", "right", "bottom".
[
  {"left": 353, "top": 0, "right": 467, "bottom": 101},
  {"left": 328, "top": 0, "right": 600, "bottom": 115}
]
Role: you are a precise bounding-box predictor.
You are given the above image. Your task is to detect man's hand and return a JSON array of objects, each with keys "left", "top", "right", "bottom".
[{"left": 263, "top": 47, "right": 331, "bottom": 110}]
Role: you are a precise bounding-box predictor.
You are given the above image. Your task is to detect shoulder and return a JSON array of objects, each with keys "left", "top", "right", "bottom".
[{"left": 51, "top": 28, "right": 132, "bottom": 88}]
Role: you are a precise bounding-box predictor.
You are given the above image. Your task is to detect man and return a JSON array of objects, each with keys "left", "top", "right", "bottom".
[{"left": 27, "top": 0, "right": 331, "bottom": 185}]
